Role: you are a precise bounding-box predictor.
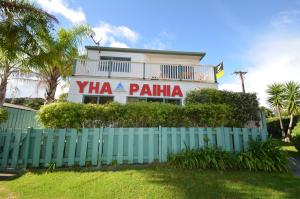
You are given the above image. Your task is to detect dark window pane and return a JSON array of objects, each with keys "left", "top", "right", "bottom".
[
  {"left": 99, "top": 96, "right": 114, "bottom": 104},
  {"left": 127, "top": 97, "right": 146, "bottom": 103},
  {"left": 165, "top": 98, "right": 181, "bottom": 105},
  {"left": 84, "top": 96, "right": 98, "bottom": 104},
  {"left": 147, "top": 98, "right": 164, "bottom": 103}
]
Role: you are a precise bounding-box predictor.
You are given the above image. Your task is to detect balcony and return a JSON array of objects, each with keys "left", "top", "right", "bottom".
[{"left": 73, "top": 59, "right": 216, "bottom": 83}]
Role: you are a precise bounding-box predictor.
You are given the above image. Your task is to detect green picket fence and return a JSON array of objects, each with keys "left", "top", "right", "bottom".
[{"left": 0, "top": 126, "right": 268, "bottom": 169}]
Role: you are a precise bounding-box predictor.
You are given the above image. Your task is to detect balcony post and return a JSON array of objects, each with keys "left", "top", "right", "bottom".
[
  {"left": 143, "top": 63, "right": 145, "bottom": 80},
  {"left": 108, "top": 61, "right": 112, "bottom": 78},
  {"left": 179, "top": 65, "right": 182, "bottom": 81},
  {"left": 214, "top": 66, "right": 217, "bottom": 83}
]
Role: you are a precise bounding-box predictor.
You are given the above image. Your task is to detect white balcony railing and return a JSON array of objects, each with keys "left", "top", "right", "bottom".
[{"left": 74, "top": 59, "right": 216, "bottom": 83}]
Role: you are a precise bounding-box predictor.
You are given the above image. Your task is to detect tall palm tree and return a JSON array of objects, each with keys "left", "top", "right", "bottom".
[
  {"left": 0, "top": 0, "right": 57, "bottom": 106},
  {"left": 266, "top": 83, "right": 285, "bottom": 139},
  {"left": 284, "top": 81, "right": 300, "bottom": 142},
  {"left": 31, "top": 25, "right": 92, "bottom": 103}
]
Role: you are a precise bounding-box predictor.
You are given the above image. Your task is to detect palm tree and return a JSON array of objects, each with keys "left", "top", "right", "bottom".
[
  {"left": 0, "top": 0, "right": 57, "bottom": 106},
  {"left": 31, "top": 25, "right": 92, "bottom": 103},
  {"left": 266, "top": 83, "right": 285, "bottom": 139},
  {"left": 284, "top": 81, "right": 300, "bottom": 142}
]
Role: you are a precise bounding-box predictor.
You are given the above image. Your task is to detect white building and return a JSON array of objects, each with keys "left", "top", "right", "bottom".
[{"left": 68, "top": 46, "right": 218, "bottom": 105}]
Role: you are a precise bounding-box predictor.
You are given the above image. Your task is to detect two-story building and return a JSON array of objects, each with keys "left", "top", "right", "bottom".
[{"left": 68, "top": 46, "right": 218, "bottom": 105}]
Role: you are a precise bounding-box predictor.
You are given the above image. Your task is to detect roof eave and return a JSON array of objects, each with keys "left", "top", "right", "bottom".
[{"left": 85, "top": 46, "right": 206, "bottom": 61}]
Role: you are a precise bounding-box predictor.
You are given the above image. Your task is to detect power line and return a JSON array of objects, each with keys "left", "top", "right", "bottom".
[{"left": 234, "top": 71, "right": 247, "bottom": 93}]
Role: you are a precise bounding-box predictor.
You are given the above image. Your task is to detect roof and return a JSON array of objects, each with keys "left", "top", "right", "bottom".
[
  {"left": 85, "top": 46, "right": 206, "bottom": 60},
  {"left": 3, "top": 103, "right": 37, "bottom": 111}
]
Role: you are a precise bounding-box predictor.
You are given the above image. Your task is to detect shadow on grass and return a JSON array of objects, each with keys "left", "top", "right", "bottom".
[
  {"left": 140, "top": 168, "right": 300, "bottom": 199},
  {"left": 3, "top": 164, "right": 300, "bottom": 199}
]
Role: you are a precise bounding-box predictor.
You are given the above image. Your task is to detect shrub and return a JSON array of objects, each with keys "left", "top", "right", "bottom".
[
  {"left": 184, "top": 104, "right": 232, "bottom": 127},
  {"left": 0, "top": 108, "right": 8, "bottom": 124},
  {"left": 184, "top": 88, "right": 260, "bottom": 127},
  {"left": 37, "top": 102, "right": 234, "bottom": 128},
  {"left": 291, "top": 122, "right": 300, "bottom": 151},
  {"left": 168, "top": 139, "right": 289, "bottom": 172},
  {"left": 267, "top": 115, "right": 300, "bottom": 138},
  {"left": 37, "top": 102, "right": 85, "bottom": 128}
]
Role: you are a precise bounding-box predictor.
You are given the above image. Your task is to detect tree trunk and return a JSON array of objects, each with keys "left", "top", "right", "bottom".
[
  {"left": 276, "top": 105, "right": 285, "bottom": 140},
  {"left": 45, "top": 79, "right": 58, "bottom": 104},
  {"left": 0, "top": 75, "right": 8, "bottom": 107},
  {"left": 286, "top": 114, "right": 294, "bottom": 143}
]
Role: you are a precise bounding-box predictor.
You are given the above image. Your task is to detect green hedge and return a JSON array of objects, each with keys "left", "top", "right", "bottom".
[
  {"left": 0, "top": 108, "right": 8, "bottom": 124},
  {"left": 267, "top": 115, "right": 300, "bottom": 138},
  {"left": 37, "top": 102, "right": 232, "bottom": 128},
  {"left": 291, "top": 122, "right": 300, "bottom": 151},
  {"left": 184, "top": 88, "right": 260, "bottom": 127}
]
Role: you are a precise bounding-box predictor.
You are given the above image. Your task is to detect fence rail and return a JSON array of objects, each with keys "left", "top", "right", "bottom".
[{"left": 0, "top": 126, "right": 268, "bottom": 169}]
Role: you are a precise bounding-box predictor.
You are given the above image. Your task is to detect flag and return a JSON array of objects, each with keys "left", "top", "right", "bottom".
[{"left": 215, "top": 62, "right": 224, "bottom": 78}]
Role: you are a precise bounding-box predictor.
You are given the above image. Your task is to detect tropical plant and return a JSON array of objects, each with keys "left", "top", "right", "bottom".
[
  {"left": 266, "top": 83, "right": 286, "bottom": 139},
  {"left": 0, "top": 0, "right": 57, "bottom": 106},
  {"left": 31, "top": 25, "right": 92, "bottom": 104},
  {"left": 284, "top": 81, "right": 300, "bottom": 142},
  {"left": 168, "top": 139, "right": 289, "bottom": 172}
]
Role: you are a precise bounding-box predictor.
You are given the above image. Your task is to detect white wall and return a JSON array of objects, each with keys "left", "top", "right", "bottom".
[{"left": 68, "top": 76, "right": 218, "bottom": 104}]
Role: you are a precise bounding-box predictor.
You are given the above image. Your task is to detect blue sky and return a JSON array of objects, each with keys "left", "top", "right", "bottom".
[{"left": 8, "top": 0, "right": 300, "bottom": 105}]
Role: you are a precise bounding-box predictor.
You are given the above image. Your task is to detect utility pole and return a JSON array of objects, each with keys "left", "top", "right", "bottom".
[{"left": 234, "top": 71, "right": 247, "bottom": 93}]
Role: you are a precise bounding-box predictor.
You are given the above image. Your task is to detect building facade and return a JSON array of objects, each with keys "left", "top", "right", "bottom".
[{"left": 68, "top": 46, "right": 218, "bottom": 105}]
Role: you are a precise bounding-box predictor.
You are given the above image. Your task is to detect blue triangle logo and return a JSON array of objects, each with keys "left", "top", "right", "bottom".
[{"left": 115, "top": 82, "right": 126, "bottom": 92}]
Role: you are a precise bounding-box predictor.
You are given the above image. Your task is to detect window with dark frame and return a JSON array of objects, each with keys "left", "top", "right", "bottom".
[
  {"left": 83, "top": 95, "right": 114, "bottom": 104},
  {"left": 127, "top": 97, "right": 181, "bottom": 105}
]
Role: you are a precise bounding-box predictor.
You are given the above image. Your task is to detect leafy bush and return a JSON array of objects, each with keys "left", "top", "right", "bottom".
[
  {"left": 291, "top": 122, "right": 300, "bottom": 151},
  {"left": 0, "top": 108, "right": 8, "bottom": 124},
  {"left": 184, "top": 104, "right": 232, "bottom": 127},
  {"left": 184, "top": 88, "right": 260, "bottom": 127},
  {"left": 37, "top": 102, "right": 85, "bottom": 128},
  {"left": 37, "top": 102, "right": 233, "bottom": 128},
  {"left": 168, "top": 139, "right": 289, "bottom": 172},
  {"left": 267, "top": 115, "right": 300, "bottom": 138}
]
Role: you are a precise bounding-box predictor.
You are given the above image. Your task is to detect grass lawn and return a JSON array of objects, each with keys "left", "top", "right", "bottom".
[{"left": 1, "top": 167, "right": 300, "bottom": 199}]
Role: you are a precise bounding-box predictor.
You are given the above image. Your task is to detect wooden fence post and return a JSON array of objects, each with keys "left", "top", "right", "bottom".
[
  {"left": 23, "top": 127, "right": 32, "bottom": 168},
  {"left": 158, "top": 126, "right": 162, "bottom": 162}
]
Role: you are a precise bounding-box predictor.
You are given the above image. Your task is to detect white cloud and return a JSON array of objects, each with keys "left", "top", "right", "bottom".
[
  {"left": 220, "top": 10, "right": 300, "bottom": 106},
  {"left": 144, "top": 30, "right": 174, "bottom": 50},
  {"left": 144, "top": 38, "right": 167, "bottom": 50},
  {"left": 36, "top": 0, "right": 86, "bottom": 24},
  {"left": 92, "top": 21, "right": 139, "bottom": 48}
]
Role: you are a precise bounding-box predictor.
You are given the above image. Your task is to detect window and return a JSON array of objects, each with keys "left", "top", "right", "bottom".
[
  {"left": 147, "top": 98, "right": 164, "bottom": 103},
  {"left": 98, "top": 56, "right": 131, "bottom": 73},
  {"left": 165, "top": 98, "right": 181, "bottom": 105},
  {"left": 127, "top": 97, "right": 146, "bottom": 103},
  {"left": 83, "top": 96, "right": 97, "bottom": 104},
  {"left": 83, "top": 95, "right": 114, "bottom": 104},
  {"left": 99, "top": 96, "right": 114, "bottom": 104},
  {"left": 127, "top": 97, "right": 181, "bottom": 105}
]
